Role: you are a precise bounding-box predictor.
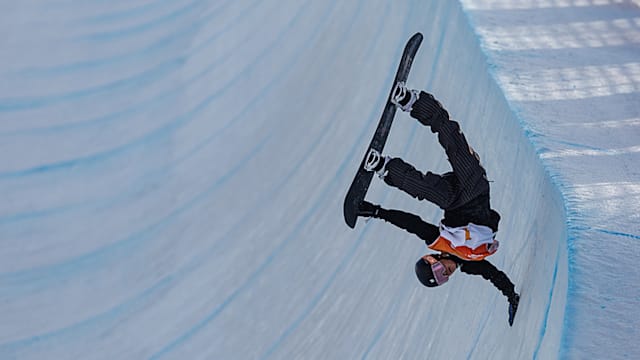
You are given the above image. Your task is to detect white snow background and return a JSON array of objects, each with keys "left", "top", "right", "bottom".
[{"left": 0, "top": 0, "right": 638, "bottom": 359}]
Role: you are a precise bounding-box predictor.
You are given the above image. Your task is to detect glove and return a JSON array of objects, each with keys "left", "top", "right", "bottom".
[
  {"left": 357, "top": 201, "right": 381, "bottom": 218},
  {"left": 508, "top": 293, "right": 520, "bottom": 327}
]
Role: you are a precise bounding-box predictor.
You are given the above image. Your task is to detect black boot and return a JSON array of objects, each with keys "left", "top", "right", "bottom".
[
  {"left": 410, "top": 92, "right": 448, "bottom": 132},
  {"left": 391, "top": 82, "right": 419, "bottom": 111}
]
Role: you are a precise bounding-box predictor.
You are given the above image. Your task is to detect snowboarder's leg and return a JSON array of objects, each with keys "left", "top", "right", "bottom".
[
  {"left": 382, "top": 158, "right": 458, "bottom": 209},
  {"left": 368, "top": 87, "right": 491, "bottom": 209},
  {"left": 395, "top": 87, "right": 489, "bottom": 200},
  {"left": 362, "top": 151, "right": 457, "bottom": 209}
]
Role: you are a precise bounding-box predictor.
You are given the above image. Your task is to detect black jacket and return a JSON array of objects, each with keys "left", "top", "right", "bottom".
[
  {"left": 442, "top": 191, "right": 501, "bottom": 232},
  {"left": 374, "top": 207, "right": 517, "bottom": 301}
]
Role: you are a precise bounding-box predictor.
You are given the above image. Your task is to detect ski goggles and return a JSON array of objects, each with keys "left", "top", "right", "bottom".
[{"left": 423, "top": 255, "right": 450, "bottom": 285}]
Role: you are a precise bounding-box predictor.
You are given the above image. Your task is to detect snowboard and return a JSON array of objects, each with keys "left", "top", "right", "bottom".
[{"left": 343, "top": 32, "right": 423, "bottom": 228}]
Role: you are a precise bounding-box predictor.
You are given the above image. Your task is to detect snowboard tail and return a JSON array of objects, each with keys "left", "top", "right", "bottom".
[{"left": 343, "top": 32, "right": 423, "bottom": 228}]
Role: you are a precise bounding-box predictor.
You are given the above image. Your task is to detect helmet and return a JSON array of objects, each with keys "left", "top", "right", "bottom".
[{"left": 415, "top": 254, "right": 450, "bottom": 287}]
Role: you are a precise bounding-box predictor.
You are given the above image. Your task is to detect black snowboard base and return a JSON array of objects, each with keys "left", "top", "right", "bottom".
[{"left": 343, "top": 32, "right": 423, "bottom": 228}]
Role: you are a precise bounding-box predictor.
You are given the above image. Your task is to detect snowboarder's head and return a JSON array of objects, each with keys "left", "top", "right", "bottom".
[{"left": 415, "top": 254, "right": 458, "bottom": 287}]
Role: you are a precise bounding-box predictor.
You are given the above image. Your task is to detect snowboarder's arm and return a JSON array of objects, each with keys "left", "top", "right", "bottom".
[
  {"left": 375, "top": 207, "right": 439, "bottom": 244},
  {"left": 459, "top": 259, "right": 520, "bottom": 326},
  {"left": 459, "top": 260, "right": 517, "bottom": 300}
]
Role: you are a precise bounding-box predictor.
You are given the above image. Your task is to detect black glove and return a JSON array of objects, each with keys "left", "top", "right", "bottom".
[
  {"left": 508, "top": 293, "right": 520, "bottom": 327},
  {"left": 357, "top": 201, "right": 381, "bottom": 218}
]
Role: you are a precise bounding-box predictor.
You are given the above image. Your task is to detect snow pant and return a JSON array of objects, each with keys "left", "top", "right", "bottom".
[{"left": 383, "top": 92, "right": 490, "bottom": 211}]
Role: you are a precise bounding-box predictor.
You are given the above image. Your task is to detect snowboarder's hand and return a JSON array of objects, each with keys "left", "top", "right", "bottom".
[
  {"left": 508, "top": 293, "right": 520, "bottom": 326},
  {"left": 357, "top": 201, "right": 381, "bottom": 218}
]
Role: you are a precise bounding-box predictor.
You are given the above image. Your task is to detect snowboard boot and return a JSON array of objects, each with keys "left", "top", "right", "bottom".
[
  {"left": 391, "top": 82, "right": 420, "bottom": 112},
  {"left": 357, "top": 201, "right": 381, "bottom": 218},
  {"left": 393, "top": 83, "right": 449, "bottom": 132},
  {"left": 363, "top": 148, "right": 391, "bottom": 178},
  {"left": 409, "top": 91, "right": 448, "bottom": 132}
]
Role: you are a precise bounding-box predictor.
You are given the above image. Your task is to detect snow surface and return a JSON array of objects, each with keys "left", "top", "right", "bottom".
[{"left": 0, "top": 0, "right": 637, "bottom": 359}]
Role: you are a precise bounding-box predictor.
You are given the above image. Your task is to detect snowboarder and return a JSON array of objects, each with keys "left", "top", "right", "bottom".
[{"left": 359, "top": 83, "right": 520, "bottom": 325}]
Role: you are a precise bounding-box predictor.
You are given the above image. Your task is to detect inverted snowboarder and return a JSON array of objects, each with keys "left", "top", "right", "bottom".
[{"left": 359, "top": 83, "right": 520, "bottom": 326}]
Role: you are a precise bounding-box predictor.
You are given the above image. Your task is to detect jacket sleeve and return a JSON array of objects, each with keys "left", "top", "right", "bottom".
[
  {"left": 375, "top": 208, "right": 439, "bottom": 245},
  {"left": 459, "top": 259, "right": 517, "bottom": 301}
]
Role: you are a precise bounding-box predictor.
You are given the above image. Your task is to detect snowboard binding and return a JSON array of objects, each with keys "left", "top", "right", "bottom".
[
  {"left": 391, "top": 82, "right": 419, "bottom": 112},
  {"left": 363, "top": 149, "right": 390, "bottom": 179}
]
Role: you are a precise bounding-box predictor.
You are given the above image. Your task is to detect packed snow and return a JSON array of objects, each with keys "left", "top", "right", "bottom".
[{"left": 1, "top": 1, "right": 638, "bottom": 359}]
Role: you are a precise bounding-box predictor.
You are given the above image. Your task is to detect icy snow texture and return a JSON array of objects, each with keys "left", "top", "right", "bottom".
[
  {"left": 461, "top": 1, "right": 640, "bottom": 359},
  {"left": 0, "top": 0, "right": 636, "bottom": 359}
]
